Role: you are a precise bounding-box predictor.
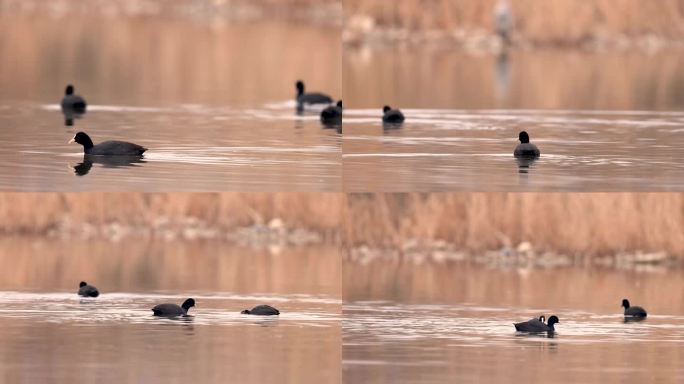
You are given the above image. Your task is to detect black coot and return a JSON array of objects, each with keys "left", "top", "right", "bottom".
[
  {"left": 622, "top": 299, "right": 647, "bottom": 318},
  {"left": 69, "top": 132, "right": 147, "bottom": 156},
  {"left": 514, "top": 131, "right": 540, "bottom": 158},
  {"left": 296, "top": 80, "right": 333, "bottom": 107},
  {"left": 61, "top": 84, "right": 87, "bottom": 112},
  {"left": 382, "top": 105, "right": 405, "bottom": 123},
  {"left": 321, "top": 100, "right": 342, "bottom": 125},
  {"left": 514, "top": 315, "right": 559, "bottom": 332},
  {"left": 78, "top": 281, "right": 99, "bottom": 297},
  {"left": 241, "top": 304, "right": 280, "bottom": 316},
  {"left": 152, "top": 298, "right": 196, "bottom": 317}
]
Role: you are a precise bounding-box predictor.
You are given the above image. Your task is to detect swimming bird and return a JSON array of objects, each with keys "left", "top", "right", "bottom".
[
  {"left": 622, "top": 299, "right": 647, "bottom": 318},
  {"left": 78, "top": 281, "right": 99, "bottom": 297},
  {"left": 241, "top": 304, "right": 280, "bottom": 316},
  {"left": 514, "top": 131, "right": 540, "bottom": 158},
  {"left": 152, "top": 298, "right": 195, "bottom": 317},
  {"left": 69, "top": 132, "right": 147, "bottom": 156},
  {"left": 514, "top": 315, "right": 559, "bottom": 332},
  {"left": 61, "top": 84, "right": 87, "bottom": 112},
  {"left": 382, "top": 105, "right": 405, "bottom": 124},
  {"left": 296, "top": 80, "right": 333, "bottom": 107},
  {"left": 320, "top": 100, "right": 342, "bottom": 125}
]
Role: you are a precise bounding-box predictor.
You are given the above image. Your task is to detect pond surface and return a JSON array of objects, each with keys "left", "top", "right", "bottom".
[
  {"left": 0, "top": 102, "right": 340, "bottom": 191},
  {"left": 342, "top": 48, "right": 684, "bottom": 191},
  {"left": 342, "top": 109, "right": 684, "bottom": 191},
  {"left": 0, "top": 15, "right": 341, "bottom": 191},
  {"left": 344, "top": 260, "right": 684, "bottom": 383},
  {"left": 0, "top": 237, "right": 341, "bottom": 384}
]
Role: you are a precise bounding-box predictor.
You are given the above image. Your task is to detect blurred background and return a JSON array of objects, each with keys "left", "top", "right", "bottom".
[
  {"left": 0, "top": 0, "right": 342, "bottom": 191},
  {"left": 343, "top": 192, "right": 684, "bottom": 383},
  {"left": 0, "top": 192, "right": 341, "bottom": 383},
  {"left": 343, "top": 0, "right": 684, "bottom": 109},
  {"left": 0, "top": 0, "right": 342, "bottom": 105}
]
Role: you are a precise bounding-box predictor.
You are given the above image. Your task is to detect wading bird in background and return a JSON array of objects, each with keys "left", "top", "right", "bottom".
[{"left": 494, "top": 0, "right": 513, "bottom": 47}]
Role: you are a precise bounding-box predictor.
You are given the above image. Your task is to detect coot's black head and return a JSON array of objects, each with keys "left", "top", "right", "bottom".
[
  {"left": 622, "top": 299, "right": 630, "bottom": 309},
  {"left": 539, "top": 315, "right": 546, "bottom": 323},
  {"left": 241, "top": 309, "right": 251, "bottom": 314},
  {"left": 182, "top": 298, "right": 196, "bottom": 310},
  {"left": 65, "top": 84, "right": 74, "bottom": 95},
  {"left": 547, "top": 315, "right": 559, "bottom": 326},
  {"left": 296, "top": 80, "right": 304, "bottom": 95},
  {"left": 336, "top": 100, "right": 343, "bottom": 108},
  {"left": 383, "top": 105, "right": 391, "bottom": 113},
  {"left": 69, "top": 132, "right": 94, "bottom": 149},
  {"left": 518, "top": 131, "right": 530, "bottom": 143},
  {"left": 79, "top": 281, "right": 87, "bottom": 287}
]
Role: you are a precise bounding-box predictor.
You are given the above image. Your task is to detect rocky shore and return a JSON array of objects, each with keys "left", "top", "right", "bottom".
[
  {"left": 347, "top": 240, "right": 679, "bottom": 271},
  {"left": 38, "top": 216, "right": 333, "bottom": 246}
]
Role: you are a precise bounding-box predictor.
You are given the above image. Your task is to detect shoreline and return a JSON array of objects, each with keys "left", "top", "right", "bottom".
[{"left": 347, "top": 243, "right": 680, "bottom": 271}]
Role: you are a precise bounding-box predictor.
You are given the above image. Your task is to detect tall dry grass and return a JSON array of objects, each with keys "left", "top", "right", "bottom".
[
  {"left": 344, "top": 0, "right": 684, "bottom": 45},
  {"left": 343, "top": 193, "right": 684, "bottom": 257},
  {"left": 0, "top": 193, "right": 341, "bottom": 238}
]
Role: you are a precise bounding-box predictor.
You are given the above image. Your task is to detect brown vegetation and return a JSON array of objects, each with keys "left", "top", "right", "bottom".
[
  {"left": 0, "top": 193, "right": 341, "bottom": 240},
  {"left": 344, "top": 0, "right": 684, "bottom": 47},
  {"left": 343, "top": 193, "right": 684, "bottom": 257}
]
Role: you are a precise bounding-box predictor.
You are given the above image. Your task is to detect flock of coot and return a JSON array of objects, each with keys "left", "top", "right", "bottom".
[
  {"left": 62, "top": 81, "right": 542, "bottom": 159},
  {"left": 78, "top": 281, "right": 280, "bottom": 317},
  {"left": 514, "top": 299, "right": 648, "bottom": 334}
]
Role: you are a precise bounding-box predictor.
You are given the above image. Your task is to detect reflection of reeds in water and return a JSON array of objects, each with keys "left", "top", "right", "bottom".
[
  {"left": 0, "top": 14, "right": 341, "bottom": 105},
  {"left": 0, "top": 238, "right": 341, "bottom": 297},
  {"left": 0, "top": 193, "right": 341, "bottom": 240},
  {"left": 344, "top": 259, "right": 684, "bottom": 313},
  {"left": 344, "top": 0, "right": 684, "bottom": 46},
  {"left": 344, "top": 49, "right": 684, "bottom": 110},
  {"left": 343, "top": 193, "right": 684, "bottom": 258}
]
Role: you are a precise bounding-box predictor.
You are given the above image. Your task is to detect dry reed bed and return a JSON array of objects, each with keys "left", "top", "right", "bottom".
[
  {"left": 343, "top": 193, "right": 684, "bottom": 258},
  {"left": 0, "top": 193, "right": 341, "bottom": 242},
  {"left": 0, "top": 0, "right": 342, "bottom": 25},
  {"left": 344, "top": 0, "right": 684, "bottom": 47}
]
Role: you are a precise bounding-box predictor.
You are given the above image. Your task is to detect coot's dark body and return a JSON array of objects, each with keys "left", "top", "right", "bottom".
[
  {"left": 514, "top": 131, "right": 540, "bottom": 158},
  {"left": 241, "top": 304, "right": 280, "bottom": 316},
  {"left": 69, "top": 132, "right": 147, "bottom": 156},
  {"left": 382, "top": 105, "right": 404, "bottom": 123},
  {"left": 622, "top": 299, "right": 647, "bottom": 318},
  {"left": 61, "top": 85, "right": 87, "bottom": 112},
  {"left": 78, "top": 281, "right": 99, "bottom": 297},
  {"left": 152, "top": 298, "right": 195, "bottom": 317},
  {"left": 321, "top": 100, "right": 342, "bottom": 125},
  {"left": 296, "top": 81, "right": 332, "bottom": 106},
  {"left": 514, "top": 315, "right": 559, "bottom": 332}
]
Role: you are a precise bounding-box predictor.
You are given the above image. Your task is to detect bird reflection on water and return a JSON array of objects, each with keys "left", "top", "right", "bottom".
[{"left": 71, "top": 155, "right": 146, "bottom": 176}]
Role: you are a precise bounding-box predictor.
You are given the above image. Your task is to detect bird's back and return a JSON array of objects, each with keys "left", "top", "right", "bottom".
[
  {"left": 250, "top": 305, "right": 280, "bottom": 315},
  {"left": 514, "top": 318, "right": 547, "bottom": 332},
  {"left": 298, "top": 92, "right": 333, "bottom": 105},
  {"left": 383, "top": 110, "right": 405, "bottom": 123},
  {"left": 89, "top": 140, "right": 147, "bottom": 156},
  {"left": 78, "top": 285, "right": 99, "bottom": 297},
  {"left": 152, "top": 303, "right": 183, "bottom": 316},
  {"left": 625, "top": 306, "right": 647, "bottom": 317},
  {"left": 514, "top": 143, "right": 540, "bottom": 158},
  {"left": 62, "top": 95, "right": 87, "bottom": 111}
]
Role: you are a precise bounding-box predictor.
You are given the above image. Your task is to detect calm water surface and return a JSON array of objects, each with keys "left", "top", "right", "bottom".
[
  {"left": 0, "top": 102, "right": 340, "bottom": 191},
  {"left": 0, "top": 15, "right": 341, "bottom": 191},
  {"left": 0, "top": 238, "right": 341, "bottom": 383},
  {"left": 344, "top": 260, "right": 684, "bottom": 383},
  {"left": 343, "top": 48, "right": 684, "bottom": 191},
  {"left": 343, "top": 109, "right": 684, "bottom": 191}
]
